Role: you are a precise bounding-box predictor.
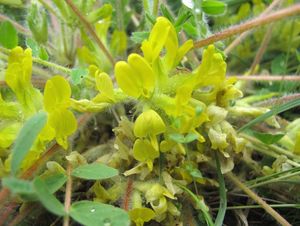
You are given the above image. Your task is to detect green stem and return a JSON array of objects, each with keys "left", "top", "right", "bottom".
[
  {"left": 176, "top": 183, "right": 214, "bottom": 226},
  {"left": 152, "top": 0, "right": 159, "bottom": 17},
  {"left": 214, "top": 203, "right": 300, "bottom": 210},
  {"left": 214, "top": 151, "right": 227, "bottom": 226},
  {"left": 64, "top": 0, "right": 115, "bottom": 66},
  {"left": 33, "top": 56, "right": 71, "bottom": 74},
  {"left": 242, "top": 134, "right": 300, "bottom": 162},
  {"left": 0, "top": 46, "right": 71, "bottom": 75},
  {"left": 38, "top": 0, "right": 64, "bottom": 21},
  {"left": 248, "top": 170, "right": 300, "bottom": 188},
  {"left": 247, "top": 143, "right": 300, "bottom": 167},
  {"left": 194, "top": 4, "right": 300, "bottom": 49},
  {"left": 143, "top": 0, "right": 150, "bottom": 14}
]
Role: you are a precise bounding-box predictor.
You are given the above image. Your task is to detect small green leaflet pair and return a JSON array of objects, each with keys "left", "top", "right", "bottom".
[{"left": 6, "top": 111, "right": 130, "bottom": 226}]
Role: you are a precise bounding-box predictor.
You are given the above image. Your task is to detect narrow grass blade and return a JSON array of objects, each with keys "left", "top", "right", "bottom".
[
  {"left": 214, "top": 151, "right": 227, "bottom": 226},
  {"left": 238, "top": 98, "right": 300, "bottom": 132}
]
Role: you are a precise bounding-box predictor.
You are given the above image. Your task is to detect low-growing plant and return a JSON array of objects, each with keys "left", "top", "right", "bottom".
[{"left": 0, "top": 0, "right": 300, "bottom": 226}]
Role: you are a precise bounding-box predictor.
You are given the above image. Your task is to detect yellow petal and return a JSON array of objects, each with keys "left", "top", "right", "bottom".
[
  {"left": 5, "top": 47, "right": 42, "bottom": 115},
  {"left": 115, "top": 61, "right": 141, "bottom": 97},
  {"left": 195, "top": 45, "right": 226, "bottom": 88},
  {"left": 133, "top": 139, "right": 159, "bottom": 171},
  {"left": 48, "top": 109, "right": 77, "bottom": 149},
  {"left": 129, "top": 207, "right": 155, "bottom": 226},
  {"left": 95, "top": 72, "right": 115, "bottom": 102},
  {"left": 141, "top": 17, "right": 171, "bottom": 62},
  {"left": 174, "top": 39, "right": 194, "bottom": 66},
  {"left": 44, "top": 76, "right": 71, "bottom": 112},
  {"left": 134, "top": 110, "right": 166, "bottom": 137},
  {"left": 128, "top": 54, "right": 155, "bottom": 97}
]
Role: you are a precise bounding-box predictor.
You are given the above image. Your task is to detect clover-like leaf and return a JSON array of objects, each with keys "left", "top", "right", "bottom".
[
  {"left": 70, "top": 201, "right": 130, "bottom": 226},
  {"left": 33, "top": 177, "right": 65, "bottom": 216},
  {"left": 71, "top": 163, "right": 118, "bottom": 180},
  {"left": 11, "top": 111, "right": 47, "bottom": 175}
]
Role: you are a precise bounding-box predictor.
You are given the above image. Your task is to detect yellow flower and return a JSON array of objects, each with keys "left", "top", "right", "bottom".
[
  {"left": 5, "top": 47, "right": 43, "bottom": 116},
  {"left": 134, "top": 109, "right": 166, "bottom": 138},
  {"left": 141, "top": 17, "right": 193, "bottom": 71},
  {"left": 133, "top": 139, "right": 159, "bottom": 171},
  {"left": 42, "top": 76, "right": 77, "bottom": 149},
  {"left": 115, "top": 54, "right": 155, "bottom": 98}
]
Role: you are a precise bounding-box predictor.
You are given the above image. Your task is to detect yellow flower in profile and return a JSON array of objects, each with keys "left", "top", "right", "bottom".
[
  {"left": 134, "top": 110, "right": 166, "bottom": 138},
  {"left": 5, "top": 47, "right": 43, "bottom": 116},
  {"left": 42, "top": 76, "right": 77, "bottom": 149},
  {"left": 115, "top": 54, "right": 155, "bottom": 98},
  {"left": 141, "top": 17, "right": 193, "bottom": 71},
  {"left": 132, "top": 109, "right": 166, "bottom": 170}
]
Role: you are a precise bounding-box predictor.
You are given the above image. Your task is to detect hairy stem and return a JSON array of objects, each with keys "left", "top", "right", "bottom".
[
  {"left": 0, "top": 14, "right": 30, "bottom": 35},
  {"left": 229, "top": 75, "right": 300, "bottom": 81},
  {"left": 0, "top": 46, "right": 71, "bottom": 75},
  {"left": 153, "top": 0, "right": 159, "bottom": 17},
  {"left": 64, "top": 0, "right": 115, "bottom": 66},
  {"left": 224, "top": 0, "right": 282, "bottom": 54},
  {"left": 249, "top": 24, "right": 274, "bottom": 74},
  {"left": 63, "top": 163, "right": 73, "bottom": 226},
  {"left": 226, "top": 172, "right": 292, "bottom": 226},
  {"left": 194, "top": 4, "right": 300, "bottom": 49}
]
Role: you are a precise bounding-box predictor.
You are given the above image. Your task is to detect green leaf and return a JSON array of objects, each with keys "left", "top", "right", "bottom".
[
  {"left": 175, "top": 7, "right": 192, "bottom": 30},
  {"left": 26, "top": 38, "right": 49, "bottom": 60},
  {"left": 71, "top": 163, "right": 118, "bottom": 180},
  {"left": 169, "top": 133, "right": 198, "bottom": 143},
  {"left": 183, "top": 22, "right": 198, "bottom": 38},
  {"left": 145, "top": 13, "right": 155, "bottom": 25},
  {"left": 2, "top": 177, "right": 34, "bottom": 195},
  {"left": 70, "top": 201, "right": 130, "bottom": 226},
  {"left": 130, "top": 31, "right": 150, "bottom": 44},
  {"left": 43, "top": 172, "right": 67, "bottom": 193},
  {"left": 201, "top": 0, "right": 227, "bottom": 15},
  {"left": 238, "top": 98, "right": 300, "bottom": 132},
  {"left": 11, "top": 111, "right": 47, "bottom": 175},
  {"left": 0, "top": 21, "right": 18, "bottom": 49},
  {"left": 160, "top": 5, "right": 175, "bottom": 23},
  {"left": 27, "top": 4, "right": 48, "bottom": 44},
  {"left": 0, "top": 0, "right": 23, "bottom": 7},
  {"left": 296, "top": 50, "right": 300, "bottom": 63},
  {"left": 26, "top": 38, "right": 39, "bottom": 56},
  {"left": 175, "top": 183, "right": 214, "bottom": 226},
  {"left": 246, "top": 130, "right": 285, "bottom": 145},
  {"left": 214, "top": 151, "right": 227, "bottom": 226},
  {"left": 271, "top": 54, "right": 286, "bottom": 75},
  {"left": 184, "top": 163, "right": 203, "bottom": 179},
  {"left": 70, "top": 68, "right": 88, "bottom": 85},
  {"left": 39, "top": 46, "right": 49, "bottom": 60},
  {"left": 33, "top": 177, "right": 65, "bottom": 216}
]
